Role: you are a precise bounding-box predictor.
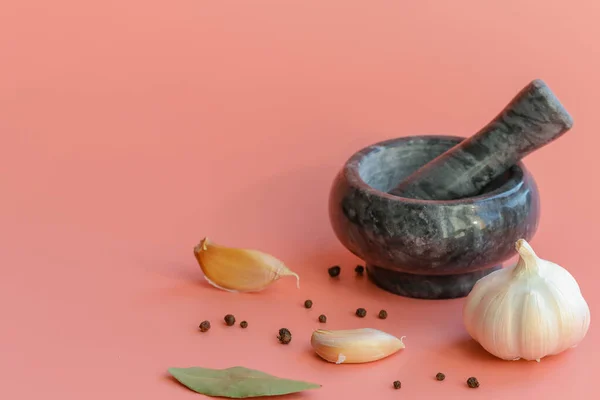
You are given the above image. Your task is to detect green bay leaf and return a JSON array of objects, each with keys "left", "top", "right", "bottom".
[{"left": 168, "top": 366, "right": 321, "bottom": 398}]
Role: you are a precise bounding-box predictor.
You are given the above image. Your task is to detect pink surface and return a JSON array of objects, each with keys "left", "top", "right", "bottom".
[{"left": 1, "top": 1, "right": 599, "bottom": 399}]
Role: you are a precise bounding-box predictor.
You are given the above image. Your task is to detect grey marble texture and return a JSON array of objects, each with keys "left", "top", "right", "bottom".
[
  {"left": 367, "top": 264, "right": 502, "bottom": 300},
  {"left": 328, "top": 135, "right": 540, "bottom": 299},
  {"left": 388, "top": 79, "right": 572, "bottom": 200}
]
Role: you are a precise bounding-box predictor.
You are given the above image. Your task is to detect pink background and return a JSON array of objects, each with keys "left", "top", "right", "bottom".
[{"left": 1, "top": 1, "right": 599, "bottom": 399}]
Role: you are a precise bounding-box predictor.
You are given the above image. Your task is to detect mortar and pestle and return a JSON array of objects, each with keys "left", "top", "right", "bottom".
[{"left": 329, "top": 79, "right": 573, "bottom": 299}]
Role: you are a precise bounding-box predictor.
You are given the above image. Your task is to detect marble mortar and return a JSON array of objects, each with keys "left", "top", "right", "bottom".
[{"left": 328, "top": 135, "right": 540, "bottom": 299}]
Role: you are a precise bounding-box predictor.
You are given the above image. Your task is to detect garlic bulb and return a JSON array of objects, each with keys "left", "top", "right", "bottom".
[
  {"left": 463, "top": 239, "right": 590, "bottom": 362},
  {"left": 310, "top": 328, "right": 405, "bottom": 364},
  {"left": 193, "top": 237, "right": 299, "bottom": 292}
]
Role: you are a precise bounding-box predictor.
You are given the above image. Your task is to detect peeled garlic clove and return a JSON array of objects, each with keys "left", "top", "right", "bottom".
[
  {"left": 310, "top": 328, "right": 405, "bottom": 364},
  {"left": 193, "top": 237, "right": 299, "bottom": 292},
  {"left": 463, "top": 239, "right": 591, "bottom": 362}
]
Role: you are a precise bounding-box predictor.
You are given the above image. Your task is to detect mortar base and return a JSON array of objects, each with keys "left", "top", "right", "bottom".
[{"left": 366, "top": 264, "right": 502, "bottom": 300}]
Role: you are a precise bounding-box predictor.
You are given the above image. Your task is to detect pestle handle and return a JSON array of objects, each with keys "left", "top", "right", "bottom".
[{"left": 388, "top": 79, "right": 573, "bottom": 200}]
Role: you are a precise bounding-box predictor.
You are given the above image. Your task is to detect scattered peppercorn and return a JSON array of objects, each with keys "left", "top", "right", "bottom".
[
  {"left": 393, "top": 380, "right": 401, "bottom": 389},
  {"left": 224, "top": 314, "right": 235, "bottom": 326},
  {"left": 277, "top": 328, "right": 292, "bottom": 344},
  {"left": 304, "top": 300, "right": 313, "bottom": 309},
  {"left": 355, "top": 265, "right": 364, "bottom": 275},
  {"left": 356, "top": 308, "right": 367, "bottom": 317},
  {"left": 466, "top": 377, "right": 479, "bottom": 388},
  {"left": 328, "top": 265, "right": 341, "bottom": 277},
  {"left": 378, "top": 310, "right": 388, "bottom": 319},
  {"left": 199, "top": 320, "right": 211, "bottom": 332},
  {"left": 435, "top": 372, "right": 445, "bottom": 381},
  {"left": 240, "top": 321, "right": 248, "bottom": 329},
  {"left": 278, "top": 327, "right": 290, "bottom": 336},
  {"left": 318, "top": 314, "right": 327, "bottom": 323}
]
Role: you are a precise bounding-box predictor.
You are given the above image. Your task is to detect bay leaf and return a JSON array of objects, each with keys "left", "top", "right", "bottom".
[{"left": 168, "top": 366, "right": 321, "bottom": 398}]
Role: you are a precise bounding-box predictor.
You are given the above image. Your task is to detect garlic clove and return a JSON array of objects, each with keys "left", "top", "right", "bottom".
[
  {"left": 463, "top": 238, "right": 591, "bottom": 362},
  {"left": 193, "top": 237, "right": 299, "bottom": 292},
  {"left": 310, "top": 328, "right": 405, "bottom": 364}
]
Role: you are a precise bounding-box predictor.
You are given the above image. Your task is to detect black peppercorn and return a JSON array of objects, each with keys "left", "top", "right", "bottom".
[
  {"left": 277, "top": 328, "right": 292, "bottom": 344},
  {"left": 199, "top": 320, "right": 211, "bottom": 332},
  {"left": 356, "top": 308, "right": 367, "bottom": 317},
  {"left": 393, "top": 380, "right": 401, "bottom": 389},
  {"left": 318, "top": 314, "right": 327, "bottom": 323},
  {"left": 224, "top": 314, "right": 235, "bottom": 326},
  {"left": 355, "top": 265, "right": 364, "bottom": 275},
  {"left": 240, "top": 321, "right": 248, "bottom": 329},
  {"left": 378, "top": 310, "right": 388, "bottom": 319},
  {"left": 466, "top": 377, "right": 479, "bottom": 388},
  {"left": 328, "top": 265, "right": 341, "bottom": 277},
  {"left": 278, "top": 328, "right": 290, "bottom": 336},
  {"left": 435, "top": 372, "right": 445, "bottom": 381},
  {"left": 304, "top": 300, "right": 313, "bottom": 309}
]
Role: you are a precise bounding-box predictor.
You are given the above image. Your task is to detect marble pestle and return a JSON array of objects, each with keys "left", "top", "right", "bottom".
[{"left": 388, "top": 79, "right": 573, "bottom": 200}]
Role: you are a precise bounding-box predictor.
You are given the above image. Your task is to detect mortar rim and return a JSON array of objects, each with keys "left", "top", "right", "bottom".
[{"left": 343, "top": 134, "right": 532, "bottom": 205}]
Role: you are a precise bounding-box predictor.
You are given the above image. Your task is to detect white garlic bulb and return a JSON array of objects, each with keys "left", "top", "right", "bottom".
[{"left": 462, "top": 239, "right": 590, "bottom": 362}]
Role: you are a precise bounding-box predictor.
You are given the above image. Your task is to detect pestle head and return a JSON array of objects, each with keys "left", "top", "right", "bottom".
[{"left": 388, "top": 79, "right": 573, "bottom": 200}]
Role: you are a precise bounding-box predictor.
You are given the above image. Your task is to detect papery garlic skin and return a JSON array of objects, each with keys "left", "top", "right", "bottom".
[
  {"left": 310, "top": 328, "right": 405, "bottom": 364},
  {"left": 463, "top": 239, "right": 590, "bottom": 362},
  {"left": 193, "top": 237, "right": 299, "bottom": 292}
]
